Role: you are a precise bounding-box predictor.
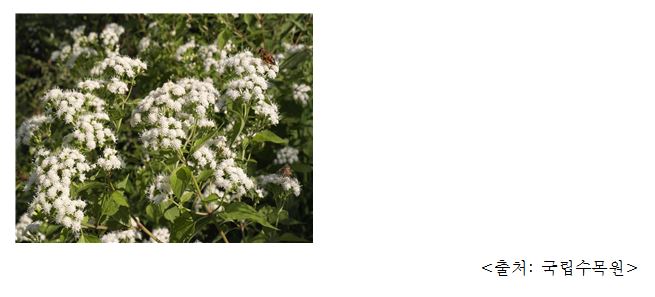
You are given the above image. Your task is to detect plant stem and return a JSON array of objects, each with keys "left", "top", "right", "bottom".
[
  {"left": 220, "top": 229, "right": 229, "bottom": 243},
  {"left": 132, "top": 215, "right": 162, "bottom": 243}
]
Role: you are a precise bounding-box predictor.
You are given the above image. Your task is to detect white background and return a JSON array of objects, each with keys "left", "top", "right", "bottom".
[{"left": 1, "top": 0, "right": 654, "bottom": 296}]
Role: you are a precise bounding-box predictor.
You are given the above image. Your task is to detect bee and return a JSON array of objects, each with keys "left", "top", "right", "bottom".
[
  {"left": 278, "top": 164, "right": 293, "bottom": 177},
  {"left": 258, "top": 48, "right": 276, "bottom": 65}
]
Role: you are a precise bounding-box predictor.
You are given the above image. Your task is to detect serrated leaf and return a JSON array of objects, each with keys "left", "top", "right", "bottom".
[
  {"left": 170, "top": 166, "right": 192, "bottom": 199},
  {"left": 252, "top": 130, "right": 288, "bottom": 144},
  {"left": 220, "top": 202, "right": 278, "bottom": 230},
  {"left": 163, "top": 207, "right": 180, "bottom": 222},
  {"left": 111, "top": 191, "right": 129, "bottom": 207}
]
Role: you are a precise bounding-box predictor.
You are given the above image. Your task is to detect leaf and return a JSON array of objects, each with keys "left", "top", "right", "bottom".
[
  {"left": 163, "top": 207, "right": 180, "bottom": 222},
  {"left": 116, "top": 174, "right": 130, "bottom": 190},
  {"left": 202, "top": 193, "right": 219, "bottom": 203},
  {"left": 217, "top": 30, "right": 230, "bottom": 49},
  {"left": 102, "top": 195, "right": 119, "bottom": 217},
  {"left": 171, "top": 213, "right": 195, "bottom": 242},
  {"left": 170, "top": 166, "right": 192, "bottom": 199},
  {"left": 78, "top": 234, "right": 101, "bottom": 243},
  {"left": 190, "top": 131, "right": 216, "bottom": 154},
  {"left": 73, "top": 181, "right": 105, "bottom": 197},
  {"left": 145, "top": 204, "right": 156, "bottom": 221},
  {"left": 180, "top": 191, "right": 194, "bottom": 204},
  {"left": 290, "top": 18, "right": 306, "bottom": 31},
  {"left": 111, "top": 191, "right": 129, "bottom": 207},
  {"left": 196, "top": 169, "right": 214, "bottom": 185},
  {"left": 291, "top": 163, "right": 312, "bottom": 173},
  {"left": 220, "top": 202, "right": 278, "bottom": 230},
  {"left": 252, "top": 130, "right": 288, "bottom": 144}
]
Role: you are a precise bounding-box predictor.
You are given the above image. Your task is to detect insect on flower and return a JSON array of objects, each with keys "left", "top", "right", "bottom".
[
  {"left": 258, "top": 48, "right": 276, "bottom": 65},
  {"left": 278, "top": 164, "right": 293, "bottom": 177}
]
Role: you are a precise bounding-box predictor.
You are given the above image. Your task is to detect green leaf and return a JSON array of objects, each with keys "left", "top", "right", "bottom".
[
  {"left": 102, "top": 195, "right": 119, "bottom": 217},
  {"left": 145, "top": 204, "right": 156, "bottom": 221},
  {"left": 116, "top": 174, "right": 130, "bottom": 190},
  {"left": 111, "top": 191, "right": 129, "bottom": 207},
  {"left": 73, "top": 181, "right": 105, "bottom": 197},
  {"left": 202, "top": 193, "right": 219, "bottom": 203},
  {"left": 171, "top": 213, "right": 195, "bottom": 242},
  {"left": 170, "top": 166, "right": 192, "bottom": 199},
  {"left": 78, "top": 234, "right": 101, "bottom": 243},
  {"left": 164, "top": 207, "right": 180, "bottom": 222},
  {"left": 217, "top": 30, "right": 230, "bottom": 49},
  {"left": 196, "top": 169, "right": 214, "bottom": 185},
  {"left": 252, "top": 130, "right": 288, "bottom": 144},
  {"left": 291, "top": 163, "right": 312, "bottom": 173},
  {"left": 190, "top": 132, "right": 216, "bottom": 154},
  {"left": 180, "top": 191, "right": 194, "bottom": 204},
  {"left": 220, "top": 202, "right": 278, "bottom": 230}
]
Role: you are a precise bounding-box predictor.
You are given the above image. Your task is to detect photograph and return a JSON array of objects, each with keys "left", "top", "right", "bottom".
[{"left": 15, "top": 14, "right": 313, "bottom": 243}]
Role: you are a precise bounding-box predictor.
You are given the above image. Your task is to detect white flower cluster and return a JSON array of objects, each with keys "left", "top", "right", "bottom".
[
  {"left": 101, "top": 229, "right": 141, "bottom": 243},
  {"left": 16, "top": 114, "right": 51, "bottom": 146},
  {"left": 274, "top": 146, "right": 300, "bottom": 165},
  {"left": 15, "top": 213, "right": 45, "bottom": 242},
  {"left": 275, "top": 42, "right": 311, "bottom": 61},
  {"left": 176, "top": 39, "right": 196, "bottom": 61},
  {"left": 50, "top": 25, "right": 99, "bottom": 67},
  {"left": 253, "top": 100, "right": 280, "bottom": 125},
  {"left": 292, "top": 83, "right": 312, "bottom": 105},
  {"left": 107, "top": 77, "right": 129, "bottom": 94},
  {"left": 77, "top": 79, "right": 104, "bottom": 91},
  {"left": 24, "top": 148, "right": 92, "bottom": 233},
  {"left": 150, "top": 227, "right": 170, "bottom": 243},
  {"left": 90, "top": 54, "right": 147, "bottom": 78},
  {"left": 147, "top": 174, "right": 172, "bottom": 203},
  {"left": 258, "top": 173, "right": 302, "bottom": 197},
  {"left": 221, "top": 51, "right": 281, "bottom": 125},
  {"left": 96, "top": 148, "right": 123, "bottom": 171},
  {"left": 131, "top": 78, "right": 222, "bottom": 150},
  {"left": 190, "top": 136, "right": 236, "bottom": 169},
  {"left": 203, "top": 158, "right": 256, "bottom": 201},
  {"left": 100, "top": 23, "right": 125, "bottom": 54},
  {"left": 197, "top": 39, "right": 235, "bottom": 72},
  {"left": 41, "top": 89, "right": 116, "bottom": 150}
]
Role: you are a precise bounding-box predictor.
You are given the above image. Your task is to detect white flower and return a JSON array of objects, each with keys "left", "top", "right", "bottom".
[
  {"left": 253, "top": 100, "right": 280, "bottom": 125},
  {"left": 16, "top": 115, "right": 51, "bottom": 145},
  {"left": 274, "top": 146, "right": 300, "bottom": 165},
  {"left": 175, "top": 39, "right": 196, "bottom": 61},
  {"left": 258, "top": 173, "right": 302, "bottom": 197},
  {"left": 292, "top": 83, "right": 312, "bottom": 105},
  {"left": 203, "top": 158, "right": 255, "bottom": 202},
  {"left": 150, "top": 227, "right": 170, "bottom": 243},
  {"left": 77, "top": 79, "right": 103, "bottom": 91},
  {"left": 24, "top": 147, "right": 92, "bottom": 233},
  {"left": 96, "top": 148, "right": 123, "bottom": 171},
  {"left": 147, "top": 174, "right": 172, "bottom": 203},
  {"left": 15, "top": 213, "right": 45, "bottom": 242},
  {"left": 101, "top": 229, "right": 140, "bottom": 243},
  {"left": 131, "top": 78, "right": 222, "bottom": 151},
  {"left": 100, "top": 23, "right": 125, "bottom": 53},
  {"left": 107, "top": 77, "right": 129, "bottom": 95},
  {"left": 91, "top": 54, "right": 147, "bottom": 78}
]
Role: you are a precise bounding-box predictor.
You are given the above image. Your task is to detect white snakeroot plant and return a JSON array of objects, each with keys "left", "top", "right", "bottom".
[{"left": 17, "top": 16, "right": 312, "bottom": 243}]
